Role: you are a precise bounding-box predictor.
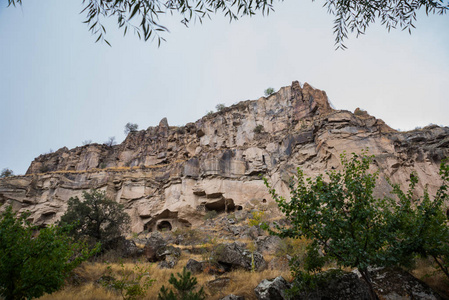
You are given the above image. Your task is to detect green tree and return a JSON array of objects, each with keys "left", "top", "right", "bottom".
[
  {"left": 215, "top": 103, "right": 226, "bottom": 112},
  {"left": 264, "top": 87, "right": 275, "bottom": 96},
  {"left": 59, "top": 190, "right": 131, "bottom": 249},
  {"left": 124, "top": 122, "right": 139, "bottom": 135},
  {"left": 0, "top": 206, "right": 97, "bottom": 300},
  {"left": 265, "top": 151, "right": 449, "bottom": 298},
  {"left": 0, "top": 168, "right": 14, "bottom": 178},
  {"left": 387, "top": 161, "right": 449, "bottom": 280},
  {"left": 264, "top": 151, "right": 398, "bottom": 299},
  {"left": 6, "top": 0, "right": 448, "bottom": 48},
  {"left": 158, "top": 267, "right": 205, "bottom": 300}
]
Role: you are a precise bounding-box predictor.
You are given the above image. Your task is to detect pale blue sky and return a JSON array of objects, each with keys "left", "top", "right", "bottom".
[{"left": 1, "top": 0, "right": 448, "bottom": 175}]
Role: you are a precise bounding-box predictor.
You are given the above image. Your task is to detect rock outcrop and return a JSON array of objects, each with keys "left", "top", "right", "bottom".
[{"left": 0, "top": 81, "right": 448, "bottom": 232}]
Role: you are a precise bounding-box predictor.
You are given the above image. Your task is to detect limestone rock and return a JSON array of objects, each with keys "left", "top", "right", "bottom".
[
  {"left": 369, "top": 267, "right": 443, "bottom": 300},
  {"left": 0, "top": 81, "right": 447, "bottom": 233},
  {"left": 254, "top": 276, "right": 291, "bottom": 300},
  {"left": 215, "top": 242, "right": 267, "bottom": 272}
]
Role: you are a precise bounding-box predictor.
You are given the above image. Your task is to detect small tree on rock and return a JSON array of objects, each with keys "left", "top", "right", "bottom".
[
  {"left": 0, "top": 168, "right": 13, "bottom": 178},
  {"left": 124, "top": 122, "right": 139, "bottom": 134},
  {"left": 60, "top": 190, "right": 130, "bottom": 249},
  {"left": 264, "top": 87, "right": 275, "bottom": 97}
]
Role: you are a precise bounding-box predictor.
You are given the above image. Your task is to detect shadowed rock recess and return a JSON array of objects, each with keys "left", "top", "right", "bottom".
[{"left": 0, "top": 81, "right": 448, "bottom": 232}]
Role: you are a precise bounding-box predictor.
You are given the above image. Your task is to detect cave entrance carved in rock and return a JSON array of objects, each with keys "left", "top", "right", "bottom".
[{"left": 157, "top": 220, "right": 172, "bottom": 232}]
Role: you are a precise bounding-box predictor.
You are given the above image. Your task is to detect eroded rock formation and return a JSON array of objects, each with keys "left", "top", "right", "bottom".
[{"left": 1, "top": 81, "right": 448, "bottom": 232}]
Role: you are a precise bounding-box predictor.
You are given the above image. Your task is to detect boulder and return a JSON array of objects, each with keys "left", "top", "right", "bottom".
[
  {"left": 369, "top": 267, "right": 444, "bottom": 300},
  {"left": 256, "top": 236, "right": 282, "bottom": 254},
  {"left": 206, "top": 277, "right": 231, "bottom": 289},
  {"left": 215, "top": 242, "right": 267, "bottom": 271},
  {"left": 291, "top": 270, "right": 371, "bottom": 300},
  {"left": 144, "top": 232, "right": 167, "bottom": 262},
  {"left": 186, "top": 259, "right": 203, "bottom": 274},
  {"left": 156, "top": 245, "right": 181, "bottom": 261},
  {"left": 254, "top": 276, "right": 291, "bottom": 300},
  {"left": 158, "top": 255, "right": 179, "bottom": 269},
  {"left": 220, "top": 295, "right": 244, "bottom": 300}
]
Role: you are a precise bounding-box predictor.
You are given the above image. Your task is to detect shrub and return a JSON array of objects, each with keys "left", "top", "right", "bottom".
[
  {"left": 105, "top": 136, "right": 117, "bottom": 147},
  {"left": 82, "top": 140, "right": 93, "bottom": 146},
  {"left": 248, "top": 211, "right": 265, "bottom": 227},
  {"left": 101, "top": 261, "right": 154, "bottom": 300},
  {"left": 264, "top": 87, "right": 275, "bottom": 97},
  {"left": 0, "top": 168, "right": 13, "bottom": 178},
  {"left": 203, "top": 210, "right": 218, "bottom": 220},
  {"left": 158, "top": 267, "right": 205, "bottom": 300},
  {"left": 124, "top": 122, "right": 139, "bottom": 134},
  {"left": 215, "top": 103, "right": 226, "bottom": 112},
  {"left": 0, "top": 206, "right": 97, "bottom": 300},
  {"left": 253, "top": 125, "right": 264, "bottom": 134}
]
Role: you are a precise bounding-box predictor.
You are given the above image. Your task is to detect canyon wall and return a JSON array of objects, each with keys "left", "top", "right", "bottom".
[{"left": 1, "top": 81, "right": 448, "bottom": 232}]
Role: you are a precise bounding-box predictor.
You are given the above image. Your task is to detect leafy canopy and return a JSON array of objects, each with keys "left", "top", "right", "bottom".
[
  {"left": 265, "top": 151, "right": 449, "bottom": 296},
  {"left": 59, "top": 189, "right": 130, "bottom": 248},
  {"left": 0, "top": 206, "right": 96, "bottom": 300},
  {"left": 6, "top": 0, "right": 448, "bottom": 48}
]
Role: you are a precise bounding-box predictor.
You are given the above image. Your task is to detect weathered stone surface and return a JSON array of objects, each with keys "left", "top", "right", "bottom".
[
  {"left": 220, "top": 295, "right": 245, "bottom": 300},
  {"left": 0, "top": 81, "right": 448, "bottom": 233},
  {"left": 254, "top": 276, "right": 291, "bottom": 300},
  {"left": 144, "top": 232, "right": 167, "bottom": 262},
  {"left": 369, "top": 267, "right": 443, "bottom": 300},
  {"left": 206, "top": 277, "right": 231, "bottom": 289},
  {"left": 215, "top": 242, "right": 267, "bottom": 271},
  {"left": 185, "top": 259, "right": 203, "bottom": 274}
]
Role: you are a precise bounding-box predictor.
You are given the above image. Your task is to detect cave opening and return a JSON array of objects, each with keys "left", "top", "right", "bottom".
[
  {"left": 204, "top": 198, "right": 239, "bottom": 213},
  {"left": 157, "top": 220, "right": 172, "bottom": 232}
]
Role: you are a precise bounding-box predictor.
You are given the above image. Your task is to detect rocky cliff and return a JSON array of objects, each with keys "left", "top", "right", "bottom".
[{"left": 1, "top": 81, "right": 448, "bottom": 232}]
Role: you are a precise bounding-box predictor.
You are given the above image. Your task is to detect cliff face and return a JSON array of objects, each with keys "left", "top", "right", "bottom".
[{"left": 1, "top": 81, "right": 448, "bottom": 232}]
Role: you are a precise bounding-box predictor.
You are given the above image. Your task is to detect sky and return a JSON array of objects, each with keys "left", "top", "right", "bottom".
[{"left": 0, "top": 0, "right": 448, "bottom": 175}]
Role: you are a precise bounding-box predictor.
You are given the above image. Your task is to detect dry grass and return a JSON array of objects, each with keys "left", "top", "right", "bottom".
[
  {"left": 411, "top": 258, "right": 449, "bottom": 298},
  {"left": 37, "top": 252, "right": 290, "bottom": 300}
]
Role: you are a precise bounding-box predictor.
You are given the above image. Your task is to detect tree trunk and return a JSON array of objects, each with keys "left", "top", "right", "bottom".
[{"left": 359, "top": 267, "right": 379, "bottom": 300}]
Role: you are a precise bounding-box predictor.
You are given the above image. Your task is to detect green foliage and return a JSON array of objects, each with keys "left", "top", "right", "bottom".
[
  {"left": 248, "top": 210, "right": 265, "bottom": 227},
  {"left": 325, "top": 0, "right": 449, "bottom": 49},
  {"left": 59, "top": 190, "right": 131, "bottom": 249},
  {"left": 7, "top": 0, "right": 448, "bottom": 48},
  {"left": 203, "top": 210, "right": 218, "bottom": 220},
  {"left": 386, "top": 160, "right": 449, "bottom": 279},
  {"left": 265, "top": 151, "right": 396, "bottom": 297},
  {"left": 102, "top": 261, "right": 154, "bottom": 300},
  {"left": 265, "top": 151, "right": 449, "bottom": 297},
  {"left": 124, "top": 122, "right": 139, "bottom": 134},
  {"left": 158, "top": 267, "right": 205, "bottom": 300},
  {"left": 0, "top": 168, "right": 13, "bottom": 178},
  {"left": 253, "top": 125, "right": 264, "bottom": 134},
  {"left": 215, "top": 103, "right": 226, "bottom": 112},
  {"left": 0, "top": 206, "right": 97, "bottom": 300},
  {"left": 264, "top": 87, "right": 275, "bottom": 97}
]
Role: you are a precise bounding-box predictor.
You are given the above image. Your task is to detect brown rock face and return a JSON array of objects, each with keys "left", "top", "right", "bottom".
[{"left": 0, "top": 81, "right": 448, "bottom": 232}]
